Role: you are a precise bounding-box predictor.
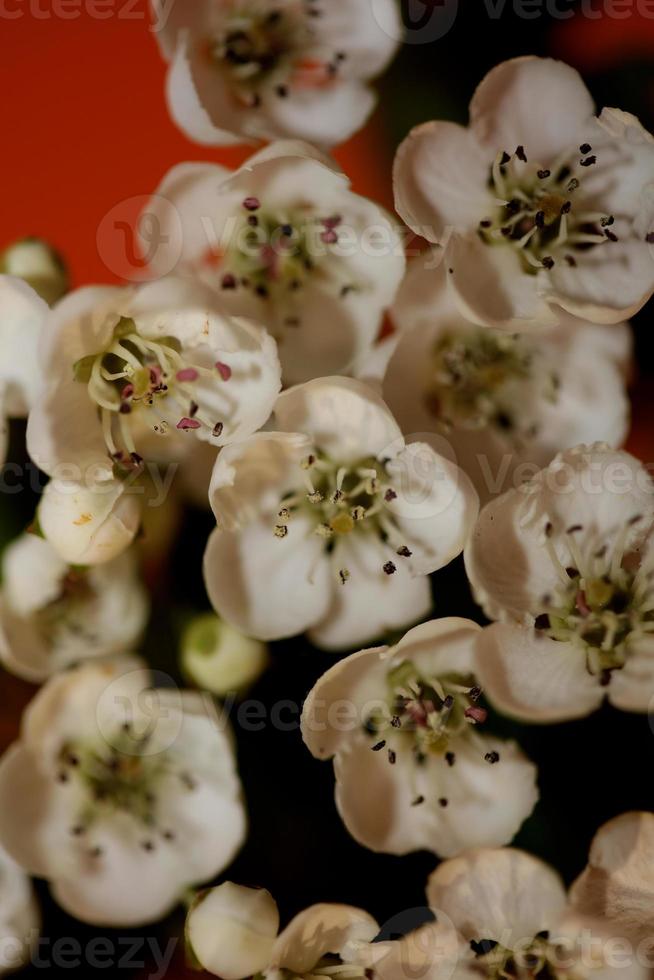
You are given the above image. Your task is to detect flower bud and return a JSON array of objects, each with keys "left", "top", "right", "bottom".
[
  {"left": 186, "top": 883, "right": 279, "bottom": 979},
  {"left": 0, "top": 237, "right": 68, "bottom": 305},
  {"left": 181, "top": 613, "right": 268, "bottom": 697},
  {"left": 37, "top": 477, "right": 141, "bottom": 566}
]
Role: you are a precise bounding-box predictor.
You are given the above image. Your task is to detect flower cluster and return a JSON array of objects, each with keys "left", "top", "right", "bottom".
[{"left": 0, "top": 21, "right": 653, "bottom": 979}]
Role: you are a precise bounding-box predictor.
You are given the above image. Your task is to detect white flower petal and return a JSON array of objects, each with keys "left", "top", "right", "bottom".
[
  {"left": 0, "top": 275, "right": 47, "bottom": 416},
  {"left": 301, "top": 644, "right": 391, "bottom": 760},
  {"left": 186, "top": 883, "right": 279, "bottom": 980},
  {"left": 445, "top": 233, "right": 559, "bottom": 331},
  {"left": 393, "top": 122, "right": 491, "bottom": 241},
  {"left": 545, "top": 239, "right": 654, "bottom": 325},
  {"left": 51, "top": 814, "right": 189, "bottom": 927},
  {"left": 167, "top": 32, "right": 248, "bottom": 146},
  {"left": 143, "top": 161, "right": 237, "bottom": 279},
  {"left": 204, "top": 517, "right": 333, "bottom": 642},
  {"left": 259, "top": 82, "right": 375, "bottom": 148},
  {"left": 0, "top": 744, "right": 71, "bottom": 878},
  {"left": 426, "top": 847, "right": 568, "bottom": 944},
  {"left": 38, "top": 478, "right": 141, "bottom": 567},
  {"left": 309, "top": 532, "right": 431, "bottom": 651},
  {"left": 570, "top": 812, "right": 654, "bottom": 944},
  {"left": 385, "top": 442, "right": 479, "bottom": 575},
  {"left": 208, "top": 431, "right": 313, "bottom": 529},
  {"left": 608, "top": 636, "right": 654, "bottom": 712},
  {"left": 475, "top": 623, "right": 605, "bottom": 722},
  {"left": 0, "top": 844, "right": 40, "bottom": 975},
  {"left": 274, "top": 377, "right": 403, "bottom": 464},
  {"left": 2, "top": 533, "right": 67, "bottom": 616},
  {"left": 469, "top": 57, "right": 595, "bottom": 161},
  {"left": 333, "top": 730, "right": 536, "bottom": 858},
  {"left": 271, "top": 904, "right": 379, "bottom": 973},
  {"left": 352, "top": 921, "right": 469, "bottom": 980}
]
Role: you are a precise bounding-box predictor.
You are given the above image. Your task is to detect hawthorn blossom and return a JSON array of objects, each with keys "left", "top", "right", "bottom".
[
  {"left": 363, "top": 847, "right": 650, "bottom": 980},
  {"left": 143, "top": 142, "right": 405, "bottom": 384},
  {"left": 394, "top": 57, "right": 654, "bottom": 330},
  {"left": 0, "top": 660, "right": 246, "bottom": 926},
  {"left": 0, "top": 274, "right": 47, "bottom": 465},
  {"left": 37, "top": 476, "right": 142, "bottom": 566},
  {"left": 186, "top": 880, "right": 378, "bottom": 979},
  {"left": 465, "top": 445, "right": 654, "bottom": 721},
  {"left": 0, "top": 845, "right": 39, "bottom": 976},
  {"left": 0, "top": 533, "right": 148, "bottom": 683},
  {"left": 203, "top": 377, "right": 478, "bottom": 648},
  {"left": 571, "top": 811, "right": 654, "bottom": 947},
  {"left": 26, "top": 277, "right": 281, "bottom": 480},
  {"left": 152, "top": 0, "right": 401, "bottom": 147},
  {"left": 0, "top": 237, "right": 68, "bottom": 305},
  {"left": 301, "top": 617, "right": 538, "bottom": 856},
  {"left": 381, "top": 254, "right": 631, "bottom": 501}
]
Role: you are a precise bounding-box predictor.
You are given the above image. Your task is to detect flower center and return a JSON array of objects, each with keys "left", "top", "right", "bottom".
[
  {"left": 218, "top": 199, "right": 357, "bottom": 335},
  {"left": 478, "top": 143, "right": 617, "bottom": 273},
  {"left": 361, "top": 662, "right": 493, "bottom": 805},
  {"left": 74, "top": 316, "right": 230, "bottom": 469},
  {"left": 425, "top": 327, "right": 558, "bottom": 435},
  {"left": 56, "top": 723, "right": 197, "bottom": 856},
  {"left": 272, "top": 452, "right": 414, "bottom": 581},
  {"left": 471, "top": 933, "right": 592, "bottom": 980},
  {"left": 536, "top": 517, "right": 654, "bottom": 681},
  {"left": 209, "top": 3, "right": 345, "bottom": 107}
]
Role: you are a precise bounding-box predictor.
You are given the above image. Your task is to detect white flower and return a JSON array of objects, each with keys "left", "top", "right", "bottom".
[
  {"left": 37, "top": 476, "right": 142, "bottom": 566},
  {"left": 186, "top": 880, "right": 378, "bottom": 979},
  {"left": 380, "top": 253, "right": 631, "bottom": 501},
  {"left": 570, "top": 811, "right": 654, "bottom": 947},
  {"left": 0, "top": 659, "right": 246, "bottom": 927},
  {"left": 0, "top": 237, "right": 68, "bottom": 305},
  {"left": 143, "top": 142, "right": 406, "bottom": 384},
  {"left": 0, "top": 533, "right": 149, "bottom": 683},
  {"left": 0, "top": 844, "right": 39, "bottom": 976},
  {"left": 465, "top": 444, "right": 654, "bottom": 721},
  {"left": 26, "top": 276, "right": 281, "bottom": 480},
  {"left": 301, "top": 617, "right": 538, "bottom": 857},
  {"left": 0, "top": 274, "right": 47, "bottom": 465},
  {"left": 152, "top": 0, "right": 401, "bottom": 147},
  {"left": 181, "top": 612, "right": 268, "bottom": 696},
  {"left": 204, "top": 377, "right": 478, "bottom": 648},
  {"left": 388, "top": 848, "right": 651, "bottom": 980},
  {"left": 394, "top": 57, "right": 654, "bottom": 329}
]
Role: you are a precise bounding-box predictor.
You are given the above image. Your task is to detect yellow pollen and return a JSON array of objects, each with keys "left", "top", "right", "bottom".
[
  {"left": 132, "top": 367, "right": 152, "bottom": 399},
  {"left": 73, "top": 513, "right": 93, "bottom": 526},
  {"left": 585, "top": 578, "right": 615, "bottom": 610},
  {"left": 330, "top": 513, "right": 355, "bottom": 535},
  {"left": 539, "top": 193, "right": 566, "bottom": 225}
]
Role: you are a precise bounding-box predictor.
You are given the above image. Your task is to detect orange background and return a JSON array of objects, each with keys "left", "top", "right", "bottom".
[{"left": 0, "top": 0, "right": 392, "bottom": 290}]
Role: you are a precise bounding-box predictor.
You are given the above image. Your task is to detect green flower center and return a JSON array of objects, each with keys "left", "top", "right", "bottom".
[
  {"left": 536, "top": 518, "right": 654, "bottom": 680},
  {"left": 210, "top": 4, "right": 307, "bottom": 98},
  {"left": 479, "top": 143, "right": 617, "bottom": 274},
  {"left": 425, "top": 327, "right": 558, "bottom": 434},
  {"left": 74, "top": 317, "right": 230, "bottom": 470},
  {"left": 272, "top": 452, "right": 415, "bottom": 581},
  {"left": 218, "top": 200, "right": 357, "bottom": 338},
  {"left": 56, "top": 724, "right": 197, "bottom": 855}
]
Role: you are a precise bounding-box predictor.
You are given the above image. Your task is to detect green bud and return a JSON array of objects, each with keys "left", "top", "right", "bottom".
[{"left": 181, "top": 613, "right": 268, "bottom": 697}]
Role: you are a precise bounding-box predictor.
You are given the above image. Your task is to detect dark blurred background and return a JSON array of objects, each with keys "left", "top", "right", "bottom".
[{"left": 1, "top": 0, "right": 653, "bottom": 976}]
